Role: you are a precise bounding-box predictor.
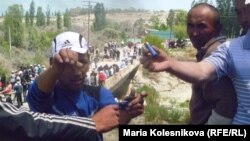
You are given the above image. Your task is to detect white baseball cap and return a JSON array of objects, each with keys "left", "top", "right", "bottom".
[
  {"left": 246, "top": 0, "right": 250, "bottom": 5},
  {"left": 51, "top": 31, "right": 88, "bottom": 55}
]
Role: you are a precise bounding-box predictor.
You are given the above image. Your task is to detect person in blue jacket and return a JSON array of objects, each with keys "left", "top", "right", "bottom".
[{"left": 27, "top": 31, "right": 147, "bottom": 140}]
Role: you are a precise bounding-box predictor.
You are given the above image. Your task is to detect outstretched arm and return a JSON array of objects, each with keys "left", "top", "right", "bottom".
[{"left": 140, "top": 47, "right": 216, "bottom": 84}]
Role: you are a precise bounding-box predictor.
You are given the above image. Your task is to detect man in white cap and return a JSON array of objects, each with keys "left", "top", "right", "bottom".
[{"left": 27, "top": 31, "right": 147, "bottom": 140}]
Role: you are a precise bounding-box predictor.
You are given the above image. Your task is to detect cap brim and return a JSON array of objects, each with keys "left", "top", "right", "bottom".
[{"left": 71, "top": 46, "right": 88, "bottom": 54}]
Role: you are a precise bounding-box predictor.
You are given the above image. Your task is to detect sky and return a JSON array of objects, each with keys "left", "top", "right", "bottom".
[{"left": 0, "top": 0, "right": 204, "bottom": 14}]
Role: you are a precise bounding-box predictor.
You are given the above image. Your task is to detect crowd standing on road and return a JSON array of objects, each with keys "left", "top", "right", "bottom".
[
  {"left": 85, "top": 40, "right": 142, "bottom": 87},
  {"left": 0, "top": 64, "right": 46, "bottom": 106}
]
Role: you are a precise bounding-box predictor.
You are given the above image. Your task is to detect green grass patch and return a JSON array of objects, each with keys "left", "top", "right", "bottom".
[{"left": 137, "top": 84, "right": 190, "bottom": 124}]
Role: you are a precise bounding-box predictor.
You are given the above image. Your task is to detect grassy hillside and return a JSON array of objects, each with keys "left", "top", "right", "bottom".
[{"left": 0, "top": 11, "right": 193, "bottom": 78}]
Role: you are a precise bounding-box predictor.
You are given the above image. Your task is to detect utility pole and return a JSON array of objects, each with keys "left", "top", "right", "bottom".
[
  {"left": 87, "top": 0, "right": 90, "bottom": 46},
  {"left": 8, "top": 26, "right": 11, "bottom": 57},
  {"left": 83, "top": 0, "right": 97, "bottom": 48}
]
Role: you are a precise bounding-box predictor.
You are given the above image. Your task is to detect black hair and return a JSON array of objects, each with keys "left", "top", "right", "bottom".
[{"left": 190, "top": 3, "right": 221, "bottom": 30}]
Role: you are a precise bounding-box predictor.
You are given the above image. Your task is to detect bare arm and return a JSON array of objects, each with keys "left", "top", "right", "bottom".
[
  {"left": 140, "top": 47, "right": 217, "bottom": 84},
  {"left": 168, "top": 59, "right": 216, "bottom": 84}
]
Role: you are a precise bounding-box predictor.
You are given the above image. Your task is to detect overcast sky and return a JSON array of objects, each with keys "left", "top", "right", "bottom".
[{"left": 1, "top": 0, "right": 216, "bottom": 14}]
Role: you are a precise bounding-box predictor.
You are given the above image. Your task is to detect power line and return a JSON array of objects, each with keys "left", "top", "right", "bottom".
[{"left": 83, "top": 0, "right": 97, "bottom": 47}]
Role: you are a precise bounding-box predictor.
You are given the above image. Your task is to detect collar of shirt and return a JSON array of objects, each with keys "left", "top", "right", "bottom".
[
  {"left": 196, "top": 36, "right": 226, "bottom": 61},
  {"left": 243, "top": 29, "right": 250, "bottom": 49},
  {"left": 202, "top": 36, "right": 226, "bottom": 50}
]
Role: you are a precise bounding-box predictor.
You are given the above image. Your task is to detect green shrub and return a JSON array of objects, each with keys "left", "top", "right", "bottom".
[{"left": 137, "top": 84, "right": 190, "bottom": 124}]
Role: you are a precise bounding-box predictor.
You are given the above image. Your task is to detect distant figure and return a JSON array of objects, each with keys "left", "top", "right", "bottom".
[
  {"left": 0, "top": 81, "right": 12, "bottom": 103},
  {"left": 13, "top": 79, "right": 23, "bottom": 108}
]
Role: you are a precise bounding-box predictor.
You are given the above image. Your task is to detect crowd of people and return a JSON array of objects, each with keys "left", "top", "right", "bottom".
[
  {"left": 85, "top": 40, "right": 142, "bottom": 87},
  {"left": 0, "top": 0, "right": 249, "bottom": 140},
  {"left": 0, "top": 64, "right": 46, "bottom": 107}
]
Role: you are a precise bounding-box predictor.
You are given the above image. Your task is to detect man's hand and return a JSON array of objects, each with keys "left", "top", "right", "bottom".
[
  {"left": 52, "top": 48, "right": 82, "bottom": 74},
  {"left": 140, "top": 46, "right": 172, "bottom": 72},
  {"left": 118, "top": 90, "right": 148, "bottom": 125},
  {"left": 125, "top": 91, "right": 148, "bottom": 118},
  {"left": 92, "top": 105, "right": 120, "bottom": 133}
]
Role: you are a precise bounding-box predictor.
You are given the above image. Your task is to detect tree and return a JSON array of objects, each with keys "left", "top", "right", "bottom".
[
  {"left": 191, "top": 0, "right": 196, "bottom": 8},
  {"left": 3, "top": 4, "right": 24, "bottom": 48},
  {"left": 166, "top": 9, "right": 187, "bottom": 41},
  {"left": 46, "top": 5, "right": 51, "bottom": 26},
  {"left": 134, "top": 18, "right": 146, "bottom": 37},
  {"left": 28, "top": 28, "right": 55, "bottom": 51},
  {"left": 216, "top": 0, "right": 240, "bottom": 37},
  {"left": 175, "top": 10, "right": 187, "bottom": 25},
  {"left": 102, "top": 28, "right": 119, "bottom": 39},
  {"left": 63, "top": 9, "right": 71, "bottom": 28},
  {"left": 167, "top": 9, "right": 175, "bottom": 38},
  {"left": 159, "top": 23, "right": 168, "bottom": 31},
  {"left": 229, "top": 0, "right": 240, "bottom": 36},
  {"left": 56, "top": 12, "right": 62, "bottom": 30},
  {"left": 149, "top": 15, "right": 160, "bottom": 29},
  {"left": 173, "top": 24, "right": 188, "bottom": 40},
  {"left": 142, "top": 34, "right": 164, "bottom": 50},
  {"left": 93, "top": 3, "right": 106, "bottom": 31},
  {"left": 36, "top": 7, "right": 45, "bottom": 26},
  {"left": 29, "top": 0, "right": 35, "bottom": 26},
  {"left": 25, "top": 11, "right": 30, "bottom": 26}
]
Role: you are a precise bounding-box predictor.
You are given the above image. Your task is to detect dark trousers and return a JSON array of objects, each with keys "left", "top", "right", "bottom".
[{"left": 16, "top": 93, "right": 23, "bottom": 108}]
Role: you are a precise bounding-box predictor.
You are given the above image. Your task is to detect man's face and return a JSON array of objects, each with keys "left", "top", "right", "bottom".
[
  {"left": 235, "top": 0, "right": 250, "bottom": 31},
  {"left": 59, "top": 53, "right": 90, "bottom": 91},
  {"left": 187, "top": 6, "right": 218, "bottom": 50}
]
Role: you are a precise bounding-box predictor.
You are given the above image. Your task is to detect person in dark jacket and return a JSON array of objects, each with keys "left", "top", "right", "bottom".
[
  {"left": 0, "top": 101, "right": 120, "bottom": 141},
  {"left": 186, "top": 3, "right": 237, "bottom": 124},
  {"left": 13, "top": 79, "right": 23, "bottom": 108}
]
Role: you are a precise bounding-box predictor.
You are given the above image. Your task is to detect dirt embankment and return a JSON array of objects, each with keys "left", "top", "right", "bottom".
[{"left": 103, "top": 65, "right": 192, "bottom": 141}]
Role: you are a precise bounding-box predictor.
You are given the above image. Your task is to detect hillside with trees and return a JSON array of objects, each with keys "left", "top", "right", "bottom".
[{"left": 0, "top": 0, "right": 240, "bottom": 78}]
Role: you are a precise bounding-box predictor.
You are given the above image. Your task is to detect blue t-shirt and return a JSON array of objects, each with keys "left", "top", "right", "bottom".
[{"left": 27, "top": 81, "right": 116, "bottom": 117}]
